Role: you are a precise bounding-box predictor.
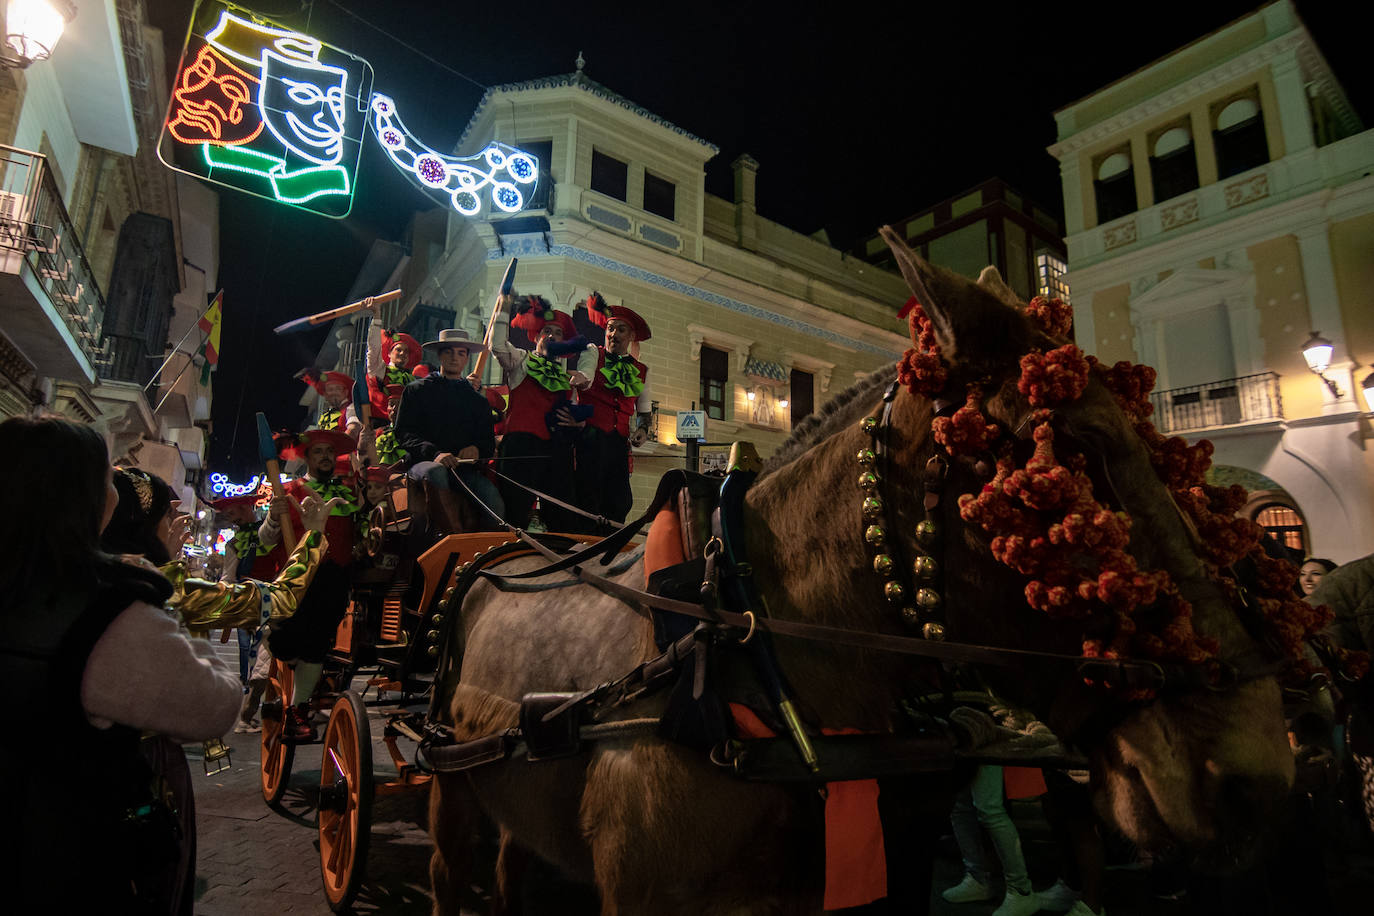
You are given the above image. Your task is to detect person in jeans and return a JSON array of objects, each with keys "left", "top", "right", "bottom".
[{"left": 942, "top": 764, "right": 1041, "bottom": 916}]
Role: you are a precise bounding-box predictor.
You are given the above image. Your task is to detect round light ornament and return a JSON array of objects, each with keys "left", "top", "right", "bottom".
[
  {"left": 857, "top": 471, "right": 878, "bottom": 491},
  {"left": 857, "top": 448, "right": 876, "bottom": 467},
  {"left": 884, "top": 581, "right": 905, "bottom": 603},
  {"left": 861, "top": 416, "right": 878, "bottom": 435},
  {"left": 913, "top": 555, "right": 938, "bottom": 579},
  {"left": 916, "top": 520, "right": 939, "bottom": 545},
  {"left": 864, "top": 524, "right": 887, "bottom": 547},
  {"left": 873, "top": 554, "right": 894, "bottom": 576},
  {"left": 862, "top": 496, "right": 884, "bottom": 521}
]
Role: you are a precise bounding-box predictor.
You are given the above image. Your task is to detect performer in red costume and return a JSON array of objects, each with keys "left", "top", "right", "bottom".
[
  {"left": 574, "top": 292, "right": 652, "bottom": 528},
  {"left": 489, "top": 294, "right": 588, "bottom": 530},
  {"left": 297, "top": 368, "right": 360, "bottom": 438},
  {"left": 259, "top": 426, "right": 360, "bottom": 742}
]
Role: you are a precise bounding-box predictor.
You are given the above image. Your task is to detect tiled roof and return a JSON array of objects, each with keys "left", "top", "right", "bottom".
[{"left": 456, "top": 71, "right": 718, "bottom": 153}]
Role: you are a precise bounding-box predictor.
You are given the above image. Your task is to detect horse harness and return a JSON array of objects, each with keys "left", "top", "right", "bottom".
[{"left": 421, "top": 381, "right": 1287, "bottom": 781}]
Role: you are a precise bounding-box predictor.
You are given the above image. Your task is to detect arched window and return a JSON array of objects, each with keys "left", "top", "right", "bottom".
[
  {"left": 1251, "top": 500, "right": 1308, "bottom": 555},
  {"left": 1149, "top": 123, "right": 1199, "bottom": 202},
  {"left": 1093, "top": 148, "right": 1137, "bottom": 223},
  {"left": 1213, "top": 95, "right": 1268, "bottom": 179}
]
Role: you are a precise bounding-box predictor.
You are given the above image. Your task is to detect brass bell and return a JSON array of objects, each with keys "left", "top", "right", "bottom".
[
  {"left": 443, "top": 587, "right": 456, "bottom": 603},
  {"left": 458, "top": 563, "right": 471, "bottom": 574},
  {"left": 884, "top": 581, "right": 905, "bottom": 603},
  {"left": 857, "top": 471, "right": 878, "bottom": 491},
  {"left": 861, "top": 416, "right": 878, "bottom": 435},
  {"left": 426, "top": 629, "right": 441, "bottom": 642},
  {"left": 864, "top": 524, "right": 886, "bottom": 547},
  {"left": 873, "top": 554, "right": 893, "bottom": 576},
  {"left": 922, "top": 622, "right": 946, "bottom": 641},
  {"left": 431, "top": 613, "right": 444, "bottom": 625},
  {"left": 916, "top": 519, "right": 939, "bottom": 545},
  {"left": 857, "top": 447, "right": 875, "bottom": 467},
  {"left": 427, "top": 645, "right": 440, "bottom": 658},
  {"left": 901, "top": 606, "right": 920, "bottom": 626},
  {"left": 913, "top": 555, "right": 938, "bottom": 580},
  {"left": 916, "top": 587, "right": 941, "bottom": 609},
  {"left": 862, "top": 496, "right": 884, "bottom": 521}
]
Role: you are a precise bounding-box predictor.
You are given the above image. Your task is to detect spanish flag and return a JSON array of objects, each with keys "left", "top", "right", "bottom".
[{"left": 198, "top": 291, "right": 223, "bottom": 385}]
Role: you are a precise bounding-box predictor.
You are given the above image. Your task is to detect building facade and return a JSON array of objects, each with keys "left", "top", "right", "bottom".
[
  {"left": 1047, "top": 0, "right": 1374, "bottom": 563},
  {"left": 853, "top": 178, "right": 1070, "bottom": 305},
  {"left": 319, "top": 64, "right": 909, "bottom": 518},
  {"left": 0, "top": 0, "right": 219, "bottom": 511}
]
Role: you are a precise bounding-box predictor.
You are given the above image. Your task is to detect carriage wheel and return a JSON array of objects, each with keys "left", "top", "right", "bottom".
[
  {"left": 260, "top": 658, "right": 296, "bottom": 805},
  {"left": 319, "top": 690, "right": 374, "bottom": 912}
]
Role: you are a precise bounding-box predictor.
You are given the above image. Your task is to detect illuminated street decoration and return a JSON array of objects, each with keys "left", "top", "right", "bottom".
[
  {"left": 160, "top": 1, "right": 541, "bottom": 221},
  {"left": 209, "top": 471, "right": 265, "bottom": 497},
  {"left": 160, "top": 1, "right": 372, "bottom": 218},
  {"left": 370, "top": 94, "right": 539, "bottom": 216}
]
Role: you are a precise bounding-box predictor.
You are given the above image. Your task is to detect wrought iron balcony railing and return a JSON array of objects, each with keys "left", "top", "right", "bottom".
[
  {"left": 0, "top": 144, "right": 109, "bottom": 372},
  {"left": 1148, "top": 372, "right": 1282, "bottom": 434}
]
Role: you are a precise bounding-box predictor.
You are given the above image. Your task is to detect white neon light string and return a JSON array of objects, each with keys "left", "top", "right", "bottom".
[{"left": 368, "top": 93, "right": 538, "bottom": 217}]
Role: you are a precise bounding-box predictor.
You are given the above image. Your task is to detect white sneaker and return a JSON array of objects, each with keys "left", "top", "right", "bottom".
[
  {"left": 942, "top": 874, "right": 994, "bottom": 904},
  {"left": 232, "top": 718, "right": 262, "bottom": 734},
  {"left": 992, "top": 890, "right": 1042, "bottom": 916},
  {"left": 1038, "top": 879, "right": 1081, "bottom": 911}
]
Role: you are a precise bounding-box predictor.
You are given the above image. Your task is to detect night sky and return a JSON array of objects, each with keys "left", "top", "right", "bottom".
[{"left": 145, "top": 0, "right": 1365, "bottom": 480}]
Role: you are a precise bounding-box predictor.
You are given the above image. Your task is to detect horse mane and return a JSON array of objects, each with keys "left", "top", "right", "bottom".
[{"left": 761, "top": 364, "right": 897, "bottom": 476}]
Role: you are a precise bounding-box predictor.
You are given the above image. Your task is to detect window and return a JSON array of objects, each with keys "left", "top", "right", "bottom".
[
  {"left": 643, "top": 171, "right": 675, "bottom": 221},
  {"left": 1093, "top": 150, "right": 1136, "bottom": 223},
  {"left": 700, "top": 346, "right": 728, "bottom": 420},
  {"left": 1254, "top": 503, "right": 1305, "bottom": 553},
  {"left": 1149, "top": 125, "right": 1199, "bottom": 202},
  {"left": 789, "top": 369, "right": 814, "bottom": 424},
  {"left": 1036, "top": 251, "right": 1070, "bottom": 303},
  {"left": 590, "top": 150, "right": 628, "bottom": 201},
  {"left": 1213, "top": 97, "right": 1268, "bottom": 179}
]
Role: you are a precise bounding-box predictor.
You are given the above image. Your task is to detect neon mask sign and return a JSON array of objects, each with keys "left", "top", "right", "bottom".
[{"left": 160, "top": 1, "right": 540, "bottom": 220}]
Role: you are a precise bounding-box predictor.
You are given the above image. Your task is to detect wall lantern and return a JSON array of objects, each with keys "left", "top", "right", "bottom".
[
  {"left": 746, "top": 388, "right": 756, "bottom": 401},
  {"left": 1361, "top": 371, "right": 1374, "bottom": 413},
  {"left": 1301, "top": 330, "right": 1343, "bottom": 398},
  {"left": 3, "top": 0, "right": 75, "bottom": 68},
  {"left": 778, "top": 398, "right": 790, "bottom": 409}
]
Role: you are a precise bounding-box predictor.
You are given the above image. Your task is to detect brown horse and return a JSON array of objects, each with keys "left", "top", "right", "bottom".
[{"left": 427, "top": 235, "right": 1294, "bottom": 915}]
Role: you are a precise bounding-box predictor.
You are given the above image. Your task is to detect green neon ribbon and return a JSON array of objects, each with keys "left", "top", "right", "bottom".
[
  {"left": 318, "top": 407, "right": 342, "bottom": 430},
  {"left": 524, "top": 353, "right": 571, "bottom": 392},
  {"left": 306, "top": 477, "right": 358, "bottom": 515},
  {"left": 599, "top": 354, "right": 643, "bottom": 397},
  {"left": 201, "top": 143, "right": 350, "bottom": 205},
  {"left": 385, "top": 366, "right": 413, "bottom": 387}
]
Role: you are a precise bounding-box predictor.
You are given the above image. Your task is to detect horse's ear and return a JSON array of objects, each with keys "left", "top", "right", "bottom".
[
  {"left": 976, "top": 265, "right": 1023, "bottom": 310},
  {"left": 879, "top": 225, "right": 1033, "bottom": 369}
]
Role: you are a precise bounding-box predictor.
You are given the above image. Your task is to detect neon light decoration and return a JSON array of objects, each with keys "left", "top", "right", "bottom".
[
  {"left": 159, "top": 1, "right": 372, "bottom": 218},
  {"left": 209, "top": 472, "right": 265, "bottom": 497},
  {"left": 160, "top": 1, "right": 542, "bottom": 222},
  {"left": 369, "top": 94, "right": 539, "bottom": 217}
]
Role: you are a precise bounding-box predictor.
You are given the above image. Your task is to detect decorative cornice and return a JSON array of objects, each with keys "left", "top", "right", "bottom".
[
  {"left": 1048, "top": 32, "right": 1305, "bottom": 159},
  {"left": 491, "top": 239, "right": 903, "bottom": 359},
  {"left": 457, "top": 72, "right": 719, "bottom": 154}
]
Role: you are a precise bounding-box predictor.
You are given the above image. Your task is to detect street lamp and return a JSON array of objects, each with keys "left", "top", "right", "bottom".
[
  {"left": 1301, "top": 330, "right": 1343, "bottom": 398},
  {"left": 3, "top": 0, "right": 75, "bottom": 69}
]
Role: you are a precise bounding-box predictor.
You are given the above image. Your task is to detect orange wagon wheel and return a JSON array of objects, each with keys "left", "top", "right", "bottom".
[
  {"left": 319, "top": 690, "right": 374, "bottom": 912},
  {"left": 260, "top": 658, "right": 296, "bottom": 805}
]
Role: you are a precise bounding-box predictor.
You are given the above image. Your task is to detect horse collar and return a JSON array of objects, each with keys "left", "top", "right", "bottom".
[{"left": 858, "top": 381, "right": 948, "bottom": 641}]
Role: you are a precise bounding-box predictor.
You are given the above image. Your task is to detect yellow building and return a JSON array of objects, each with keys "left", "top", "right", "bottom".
[
  {"left": 343, "top": 63, "right": 909, "bottom": 517},
  {"left": 1048, "top": 0, "right": 1374, "bottom": 562}
]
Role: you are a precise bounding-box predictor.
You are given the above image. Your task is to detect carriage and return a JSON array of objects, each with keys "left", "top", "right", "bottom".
[{"left": 255, "top": 235, "right": 1343, "bottom": 915}]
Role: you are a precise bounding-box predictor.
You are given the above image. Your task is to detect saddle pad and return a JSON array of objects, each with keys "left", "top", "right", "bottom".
[{"left": 729, "top": 703, "right": 887, "bottom": 910}]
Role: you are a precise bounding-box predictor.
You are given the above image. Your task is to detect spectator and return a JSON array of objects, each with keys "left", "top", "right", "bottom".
[
  {"left": 0, "top": 416, "right": 242, "bottom": 914},
  {"left": 1298, "top": 557, "right": 1337, "bottom": 596}
]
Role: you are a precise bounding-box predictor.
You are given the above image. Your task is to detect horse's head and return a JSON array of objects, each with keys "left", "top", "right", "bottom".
[{"left": 878, "top": 227, "right": 1305, "bottom": 869}]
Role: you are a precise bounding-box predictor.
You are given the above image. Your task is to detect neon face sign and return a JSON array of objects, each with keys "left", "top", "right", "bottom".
[{"left": 160, "top": 1, "right": 540, "bottom": 220}]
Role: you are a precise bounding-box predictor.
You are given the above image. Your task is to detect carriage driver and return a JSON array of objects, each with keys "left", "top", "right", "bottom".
[
  {"left": 392, "top": 328, "right": 505, "bottom": 533},
  {"left": 573, "top": 293, "right": 653, "bottom": 528},
  {"left": 259, "top": 426, "right": 360, "bottom": 742}
]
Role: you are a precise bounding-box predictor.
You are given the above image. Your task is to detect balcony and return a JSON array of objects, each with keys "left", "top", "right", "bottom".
[
  {"left": 0, "top": 145, "right": 109, "bottom": 384},
  {"left": 1149, "top": 372, "right": 1282, "bottom": 434}
]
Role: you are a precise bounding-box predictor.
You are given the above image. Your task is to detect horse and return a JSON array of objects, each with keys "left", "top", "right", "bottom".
[{"left": 425, "top": 230, "right": 1296, "bottom": 915}]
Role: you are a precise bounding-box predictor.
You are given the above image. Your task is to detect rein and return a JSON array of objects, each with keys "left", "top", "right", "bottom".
[{"left": 443, "top": 463, "right": 1245, "bottom": 696}]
